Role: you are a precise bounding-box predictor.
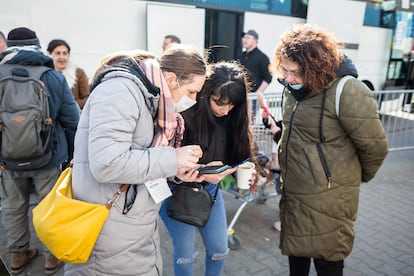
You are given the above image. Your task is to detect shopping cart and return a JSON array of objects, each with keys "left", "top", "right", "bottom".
[{"left": 220, "top": 124, "right": 280, "bottom": 250}]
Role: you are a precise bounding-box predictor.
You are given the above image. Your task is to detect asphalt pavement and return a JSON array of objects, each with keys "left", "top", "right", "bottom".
[{"left": 1, "top": 149, "right": 413, "bottom": 276}]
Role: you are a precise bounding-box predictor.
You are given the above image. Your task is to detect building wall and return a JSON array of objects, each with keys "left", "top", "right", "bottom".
[
  {"left": 1, "top": 0, "right": 148, "bottom": 77},
  {"left": 307, "top": 0, "right": 392, "bottom": 90},
  {"left": 1, "top": 0, "right": 392, "bottom": 90}
]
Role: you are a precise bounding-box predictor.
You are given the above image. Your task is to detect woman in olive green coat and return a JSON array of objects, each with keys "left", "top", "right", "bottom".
[{"left": 271, "top": 24, "right": 388, "bottom": 276}]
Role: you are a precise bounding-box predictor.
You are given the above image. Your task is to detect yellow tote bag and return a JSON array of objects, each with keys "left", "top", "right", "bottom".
[{"left": 32, "top": 167, "right": 128, "bottom": 264}]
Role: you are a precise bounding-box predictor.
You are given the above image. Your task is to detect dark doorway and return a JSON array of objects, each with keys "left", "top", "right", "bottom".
[{"left": 205, "top": 9, "right": 244, "bottom": 63}]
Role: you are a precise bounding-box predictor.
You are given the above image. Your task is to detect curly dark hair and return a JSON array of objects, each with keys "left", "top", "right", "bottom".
[{"left": 272, "top": 23, "right": 343, "bottom": 93}]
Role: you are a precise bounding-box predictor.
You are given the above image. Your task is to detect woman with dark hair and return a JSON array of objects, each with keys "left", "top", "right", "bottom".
[
  {"left": 47, "top": 39, "right": 89, "bottom": 109},
  {"left": 159, "top": 61, "right": 254, "bottom": 276}
]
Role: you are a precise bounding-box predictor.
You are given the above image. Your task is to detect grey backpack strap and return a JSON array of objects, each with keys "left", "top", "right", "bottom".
[
  {"left": 335, "top": 75, "right": 353, "bottom": 118},
  {"left": 0, "top": 64, "right": 50, "bottom": 80}
]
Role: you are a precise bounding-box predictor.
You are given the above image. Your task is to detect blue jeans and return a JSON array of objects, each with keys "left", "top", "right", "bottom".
[
  {"left": 251, "top": 99, "right": 258, "bottom": 122},
  {"left": 273, "top": 171, "right": 281, "bottom": 194},
  {"left": 159, "top": 183, "right": 229, "bottom": 276}
]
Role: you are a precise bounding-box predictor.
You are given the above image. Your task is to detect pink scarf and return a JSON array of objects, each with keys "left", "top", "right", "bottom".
[{"left": 139, "top": 59, "right": 184, "bottom": 148}]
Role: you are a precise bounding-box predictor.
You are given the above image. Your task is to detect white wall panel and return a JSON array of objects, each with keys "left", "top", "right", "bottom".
[
  {"left": 1, "top": 0, "right": 148, "bottom": 77},
  {"left": 147, "top": 3, "right": 205, "bottom": 57}
]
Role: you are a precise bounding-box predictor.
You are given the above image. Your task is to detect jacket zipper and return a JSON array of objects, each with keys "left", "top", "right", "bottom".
[
  {"left": 279, "top": 100, "right": 298, "bottom": 248},
  {"left": 281, "top": 101, "right": 298, "bottom": 191},
  {"left": 316, "top": 143, "right": 332, "bottom": 188}
]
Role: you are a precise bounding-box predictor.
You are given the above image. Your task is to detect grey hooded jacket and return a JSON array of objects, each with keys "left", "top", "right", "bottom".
[{"left": 64, "top": 64, "right": 178, "bottom": 276}]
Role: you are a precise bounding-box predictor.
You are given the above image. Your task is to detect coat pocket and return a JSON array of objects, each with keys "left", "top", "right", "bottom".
[
  {"left": 316, "top": 143, "right": 332, "bottom": 189},
  {"left": 297, "top": 143, "right": 331, "bottom": 193}
]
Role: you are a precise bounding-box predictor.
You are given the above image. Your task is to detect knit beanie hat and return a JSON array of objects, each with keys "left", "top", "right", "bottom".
[{"left": 7, "top": 27, "right": 40, "bottom": 47}]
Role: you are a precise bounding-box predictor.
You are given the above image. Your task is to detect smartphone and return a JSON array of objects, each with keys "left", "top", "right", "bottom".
[
  {"left": 0, "top": 256, "right": 11, "bottom": 276},
  {"left": 197, "top": 165, "right": 232, "bottom": 175}
]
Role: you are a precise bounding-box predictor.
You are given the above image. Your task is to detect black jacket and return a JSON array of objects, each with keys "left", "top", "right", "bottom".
[{"left": 239, "top": 47, "right": 273, "bottom": 92}]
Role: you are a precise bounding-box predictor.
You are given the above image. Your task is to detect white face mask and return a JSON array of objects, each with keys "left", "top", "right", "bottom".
[{"left": 174, "top": 81, "right": 196, "bottom": 112}]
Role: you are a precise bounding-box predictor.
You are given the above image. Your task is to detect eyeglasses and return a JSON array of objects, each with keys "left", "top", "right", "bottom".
[{"left": 279, "top": 67, "right": 303, "bottom": 79}]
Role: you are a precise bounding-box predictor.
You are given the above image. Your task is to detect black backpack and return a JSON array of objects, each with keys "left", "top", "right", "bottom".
[{"left": 0, "top": 64, "right": 54, "bottom": 170}]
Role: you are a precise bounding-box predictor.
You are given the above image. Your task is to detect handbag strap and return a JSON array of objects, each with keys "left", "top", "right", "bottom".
[
  {"left": 68, "top": 156, "right": 130, "bottom": 210},
  {"left": 212, "top": 184, "right": 220, "bottom": 205},
  {"left": 67, "top": 162, "right": 129, "bottom": 210},
  {"left": 105, "top": 184, "right": 130, "bottom": 209}
]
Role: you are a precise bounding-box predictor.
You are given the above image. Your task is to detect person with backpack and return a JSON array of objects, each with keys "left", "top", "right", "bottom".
[
  {"left": 271, "top": 23, "right": 388, "bottom": 276},
  {"left": 0, "top": 27, "right": 79, "bottom": 275}
]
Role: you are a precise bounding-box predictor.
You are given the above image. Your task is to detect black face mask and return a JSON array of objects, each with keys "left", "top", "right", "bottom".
[{"left": 278, "top": 78, "right": 310, "bottom": 102}]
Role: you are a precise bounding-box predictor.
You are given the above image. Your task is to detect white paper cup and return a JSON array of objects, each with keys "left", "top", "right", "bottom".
[{"left": 237, "top": 162, "right": 255, "bottom": 189}]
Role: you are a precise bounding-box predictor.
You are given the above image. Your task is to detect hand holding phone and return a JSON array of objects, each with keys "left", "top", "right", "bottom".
[{"left": 197, "top": 165, "right": 232, "bottom": 175}]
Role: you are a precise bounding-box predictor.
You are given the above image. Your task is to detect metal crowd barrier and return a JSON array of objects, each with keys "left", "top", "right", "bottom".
[
  {"left": 249, "top": 90, "right": 414, "bottom": 154},
  {"left": 374, "top": 89, "right": 414, "bottom": 151}
]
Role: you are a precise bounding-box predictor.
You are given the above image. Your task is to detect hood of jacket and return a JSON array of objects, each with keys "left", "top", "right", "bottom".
[
  {"left": 336, "top": 54, "right": 358, "bottom": 78},
  {"left": 90, "top": 58, "right": 160, "bottom": 119},
  {"left": 0, "top": 46, "right": 54, "bottom": 68},
  {"left": 90, "top": 58, "right": 159, "bottom": 95}
]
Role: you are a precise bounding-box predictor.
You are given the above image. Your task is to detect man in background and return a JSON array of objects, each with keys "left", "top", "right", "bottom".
[
  {"left": 162, "top": 34, "right": 181, "bottom": 52},
  {"left": 0, "top": 27, "right": 79, "bottom": 275},
  {"left": 239, "top": 29, "right": 272, "bottom": 120}
]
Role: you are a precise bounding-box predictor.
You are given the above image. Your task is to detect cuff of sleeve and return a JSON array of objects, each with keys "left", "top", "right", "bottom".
[{"left": 168, "top": 176, "right": 183, "bottom": 184}]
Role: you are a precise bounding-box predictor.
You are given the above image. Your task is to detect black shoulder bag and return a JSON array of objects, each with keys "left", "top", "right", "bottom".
[{"left": 167, "top": 183, "right": 219, "bottom": 227}]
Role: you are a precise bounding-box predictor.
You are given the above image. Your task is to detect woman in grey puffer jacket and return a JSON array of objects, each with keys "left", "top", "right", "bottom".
[{"left": 65, "top": 46, "right": 207, "bottom": 276}]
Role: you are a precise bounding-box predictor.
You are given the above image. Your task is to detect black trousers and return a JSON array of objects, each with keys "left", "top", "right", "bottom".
[{"left": 289, "top": 256, "right": 344, "bottom": 276}]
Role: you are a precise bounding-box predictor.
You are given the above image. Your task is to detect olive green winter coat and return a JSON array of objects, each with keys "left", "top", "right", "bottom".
[{"left": 278, "top": 77, "right": 388, "bottom": 261}]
